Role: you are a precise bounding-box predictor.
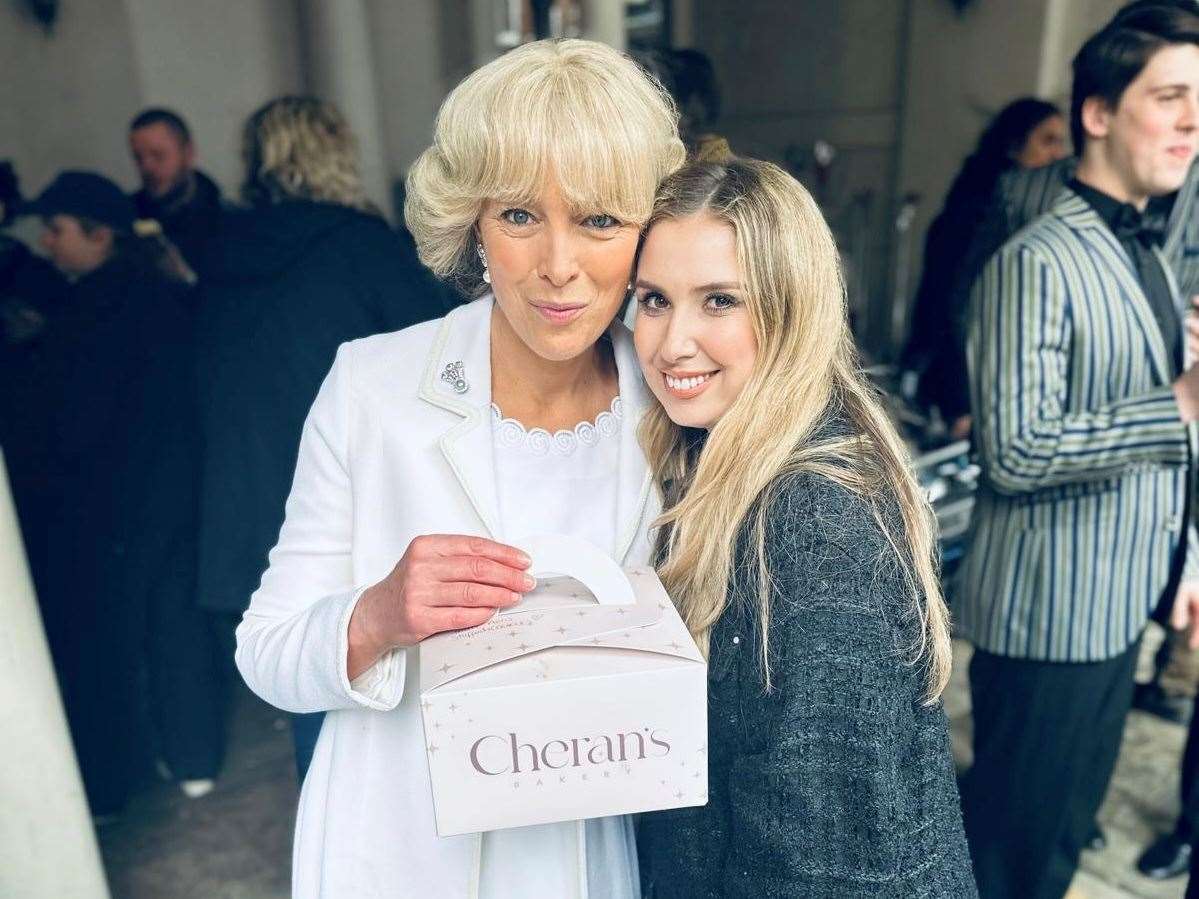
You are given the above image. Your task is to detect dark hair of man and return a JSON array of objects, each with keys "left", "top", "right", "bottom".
[
  {"left": 1070, "top": 4, "right": 1199, "bottom": 152},
  {"left": 128, "top": 107, "right": 192, "bottom": 145}
]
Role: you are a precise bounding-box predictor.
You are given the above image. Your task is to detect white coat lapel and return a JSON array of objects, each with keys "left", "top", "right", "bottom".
[
  {"left": 417, "top": 297, "right": 503, "bottom": 539},
  {"left": 610, "top": 321, "right": 655, "bottom": 564}
]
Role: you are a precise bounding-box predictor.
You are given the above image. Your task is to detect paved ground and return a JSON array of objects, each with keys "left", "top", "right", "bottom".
[
  {"left": 97, "top": 686, "right": 293, "bottom": 899},
  {"left": 944, "top": 631, "right": 1190, "bottom": 899},
  {"left": 97, "top": 631, "right": 1193, "bottom": 898}
]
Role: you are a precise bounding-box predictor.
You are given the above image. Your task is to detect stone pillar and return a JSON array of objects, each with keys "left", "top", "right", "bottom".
[
  {"left": 581, "top": 0, "right": 625, "bottom": 50},
  {"left": 299, "top": 0, "right": 394, "bottom": 218},
  {"left": 671, "top": 0, "right": 695, "bottom": 47},
  {"left": 0, "top": 452, "right": 108, "bottom": 898}
]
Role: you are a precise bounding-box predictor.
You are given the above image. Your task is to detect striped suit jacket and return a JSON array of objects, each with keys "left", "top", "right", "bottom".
[
  {"left": 949, "top": 159, "right": 1199, "bottom": 349},
  {"left": 999, "top": 156, "right": 1199, "bottom": 298},
  {"left": 959, "top": 189, "right": 1199, "bottom": 662}
]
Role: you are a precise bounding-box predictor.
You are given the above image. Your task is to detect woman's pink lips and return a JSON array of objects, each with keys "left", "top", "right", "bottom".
[{"left": 532, "top": 303, "right": 585, "bottom": 324}]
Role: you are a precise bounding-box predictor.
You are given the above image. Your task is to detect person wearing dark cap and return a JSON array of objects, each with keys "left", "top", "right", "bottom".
[
  {"left": 129, "top": 107, "right": 225, "bottom": 279},
  {"left": 18, "top": 170, "right": 210, "bottom": 816}
]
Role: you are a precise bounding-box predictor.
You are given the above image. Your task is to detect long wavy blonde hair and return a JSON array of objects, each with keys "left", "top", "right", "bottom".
[
  {"left": 405, "top": 39, "right": 685, "bottom": 295},
  {"left": 241, "top": 96, "right": 372, "bottom": 212},
  {"left": 640, "top": 158, "right": 952, "bottom": 701}
]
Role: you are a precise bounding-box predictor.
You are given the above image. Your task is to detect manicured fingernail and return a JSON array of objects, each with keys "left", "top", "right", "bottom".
[
  {"left": 516, "top": 552, "right": 532, "bottom": 567},
  {"left": 522, "top": 575, "right": 536, "bottom": 590}
]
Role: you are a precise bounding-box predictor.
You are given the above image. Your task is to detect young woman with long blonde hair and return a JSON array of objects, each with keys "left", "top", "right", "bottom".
[{"left": 632, "top": 158, "right": 977, "bottom": 897}]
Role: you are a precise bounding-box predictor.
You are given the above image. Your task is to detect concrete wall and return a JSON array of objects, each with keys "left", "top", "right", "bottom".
[
  {"left": 891, "top": 0, "right": 1126, "bottom": 355},
  {"left": 686, "top": 0, "right": 909, "bottom": 353},
  {"left": 0, "top": 0, "right": 142, "bottom": 198},
  {"left": 124, "top": 0, "right": 305, "bottom": 197},
  {"left": 893, "top": 0, "right": 1053, "bottom": 352},
  {"left": 1038, "top": 0, "right": 1125, "bottom": 102},
  {"left": 0, "top": 0, "right": 304, "bottom": 201},
  {"left": 370, "top": 0, "right": 454, "bottom": 181},
  {"left": 0, "top": 453, "right": 108, "bottom": 899}
]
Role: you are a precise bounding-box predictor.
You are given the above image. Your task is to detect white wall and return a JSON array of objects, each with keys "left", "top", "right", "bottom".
[
  {"left": 123, "top": 0, "right": 305, "bottom": 197},
  {"left": 688, "top": 0, "right": 908, "bottom": 353},
  {"left": 1037, "top": 0, "right": 1124, "bottom": 102},
  {"left": 0, "top": 0, "right": 304, "bottom": 201},
  {"left": 0, "top": 0, "right": 142, "bottom": 196},
  {"left": 369, "top": 0, "right": 450, "bottom": 182},
  {"left": 897, "top": 0, "right": 1052, "bottom": 248}
]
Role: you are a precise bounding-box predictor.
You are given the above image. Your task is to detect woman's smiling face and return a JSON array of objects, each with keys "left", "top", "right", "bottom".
[
  {"left": 633, "top": 213, "right": 759, "bottom": 430},
  {"left": 478, "top": 179, "right": 640, "bottom": 363}
]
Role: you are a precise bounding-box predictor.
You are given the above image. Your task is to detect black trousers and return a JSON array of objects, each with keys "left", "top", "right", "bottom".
[
  {"left": 960, "top": 641, "right": 1140, "bottom": 899},
  {"left": 1176, "top": 692, "right": 1199, "bottom": 844}
]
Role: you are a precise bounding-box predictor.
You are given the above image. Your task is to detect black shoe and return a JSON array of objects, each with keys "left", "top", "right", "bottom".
[
  {"left": 1087, "top": 824, "right": 1107, "bottom": 852},
  {"left": 1132, "top": 683, "right": 1193, "bottom": 724},
  {"left": 1137, "top": 833, "right": 1193, "bottom": 880}
]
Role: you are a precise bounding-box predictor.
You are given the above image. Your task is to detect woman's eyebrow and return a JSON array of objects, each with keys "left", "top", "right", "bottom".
[
  {"left": 634, "top": 278, "right": 745, "bottom": 293},
  {"left": 694, "top": 281, "right": 744, "bottom": 292}
]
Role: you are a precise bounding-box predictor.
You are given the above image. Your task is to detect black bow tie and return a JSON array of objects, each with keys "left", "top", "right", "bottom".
[{"left": 1112, "top": 204, "right": 1167, "bottom": 248}]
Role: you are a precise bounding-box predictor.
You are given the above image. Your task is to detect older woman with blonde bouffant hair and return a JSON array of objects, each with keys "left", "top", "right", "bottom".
[{"left": 235, "top": 40, "right": 684, "bottom": 898}]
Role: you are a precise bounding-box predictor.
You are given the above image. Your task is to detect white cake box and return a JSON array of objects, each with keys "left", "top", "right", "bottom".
[{"left": 419, "top": 535, "right": 708, "bottom": 837}]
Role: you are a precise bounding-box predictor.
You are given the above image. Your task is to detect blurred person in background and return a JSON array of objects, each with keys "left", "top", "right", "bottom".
[
  {"left": 903, "top": 97, "right": 1067, "bottom": 439},
  {"left": 129, "top": 107, "right": 224, "bottom": 280},
  {"left": 669, "top": 48, "right": 730, "bottom": 162},
  {"left": 637, "top": 48, "right": 730, "bottom": 164},
  {"left": 959, "top": 7, "right": 1199, "bottom": 895},
  {"left": 15, "top": 171, "right": 199, "bottom": 817},
  {"left": 195, "top": 96, "right": 455, "bottom": 785},
  {"left": 943, "top": 2, "right": 1199, "bottom": 883},
  {"left": 0, "top": 161, "right": 68, "bottom": 600}
]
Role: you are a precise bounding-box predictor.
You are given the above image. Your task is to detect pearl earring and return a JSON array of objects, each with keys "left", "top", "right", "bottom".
[{"left": 477, "top": 245, "right": 491, "bottom": 285}]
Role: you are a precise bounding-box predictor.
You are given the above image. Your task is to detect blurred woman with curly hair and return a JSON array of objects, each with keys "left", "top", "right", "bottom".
[{"left": 193, "top": 96, "right": 453, "bottom": 791}]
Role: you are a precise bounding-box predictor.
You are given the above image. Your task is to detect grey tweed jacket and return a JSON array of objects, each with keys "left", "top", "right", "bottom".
[{"left": 637, "top": 451, "right": 977, "bottom": 898}]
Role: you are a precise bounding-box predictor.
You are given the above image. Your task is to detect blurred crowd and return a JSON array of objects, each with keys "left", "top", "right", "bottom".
[{"left": 0, "top": 96, "right": 456, "bottom": 815}]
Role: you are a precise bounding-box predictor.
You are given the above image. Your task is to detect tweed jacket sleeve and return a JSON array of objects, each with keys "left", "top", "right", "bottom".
[
  {"left": 968, "top": 237, "right": 1189, "bottom": 495},
  {"left": 718, "top": 476, "right": 976, "bottom": 898}
]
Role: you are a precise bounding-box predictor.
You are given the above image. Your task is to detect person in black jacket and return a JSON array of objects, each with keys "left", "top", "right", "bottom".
[
  {"left": 15, "top": 171, "right": 200, "bottom": 816},
  {"left": 129, "top": 107, "right": 225, "bottom": 281},
  {"left": 902, "top": 97, "right": 1066, "bottom": 438},
  {"left": 632, "top": 158, "right": 975, "bottom": 897},
  {"left": 195, "top": 96, "right": 454, "bottom": 782}
]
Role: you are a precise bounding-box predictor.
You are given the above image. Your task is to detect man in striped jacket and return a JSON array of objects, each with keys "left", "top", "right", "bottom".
[{"left": 959, "top": 7, "right": 1199, "bottom": 898}]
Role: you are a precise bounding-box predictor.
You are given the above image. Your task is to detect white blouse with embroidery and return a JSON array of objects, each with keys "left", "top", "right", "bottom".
[{"left": 481, "top": 395, "right": 638, "bottom": 899}]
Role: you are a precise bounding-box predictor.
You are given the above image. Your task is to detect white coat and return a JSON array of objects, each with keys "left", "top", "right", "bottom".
[{"left": 235, "top": 297, "right": 657, "bottom": 898}]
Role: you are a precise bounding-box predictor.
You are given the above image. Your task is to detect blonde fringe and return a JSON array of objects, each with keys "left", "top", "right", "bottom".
[{"left": 405, "top": 39, "right": 685, "bottom": 294}]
